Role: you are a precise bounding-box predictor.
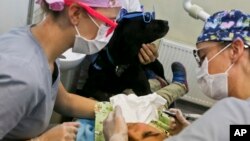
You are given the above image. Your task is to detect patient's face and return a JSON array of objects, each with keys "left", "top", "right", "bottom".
[{"left": 127, "top": 123, "right": 168, "bottom": 141}]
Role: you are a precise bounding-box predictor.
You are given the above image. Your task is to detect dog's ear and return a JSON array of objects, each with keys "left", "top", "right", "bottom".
[
  {"left": 106, "top": 16, "right": 169, "bottom": 65},
  {"left": 107, "top": 19, "right": 128, "bottom": 47},
  {"left": 106, "top": 19, "right": 143, "bottom": 64}
]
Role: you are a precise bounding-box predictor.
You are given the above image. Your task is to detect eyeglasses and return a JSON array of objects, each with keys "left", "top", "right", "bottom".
[
  {"left": 193, "top": 45, "right": 215, "bottom": 67},
  {"left": 143, "top": 11, "right": 155, "bottom": 23},
  {"left": 117, "top": 8, "right": 155, "bottom": 23},
  {"left": 193, "top": 41, "right": 250, "bottom": 67},
  {"left": 71, "top": 1, "right": 118, "bottom": 36},
  {"left": 193, "top": 42, "right": 231, "bottom": 67},
  {"left": 65, "top": 1, "right": 117, "bottom": 29}
]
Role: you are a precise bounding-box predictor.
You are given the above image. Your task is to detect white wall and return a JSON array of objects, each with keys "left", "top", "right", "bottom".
[
  {"left": 141, "top": 0, "right": 250, "bottom": 46},
  {"left": 0, "top": 0, "right": 30, "bottom": 34},
  {"left": 1, "top": 0, "right": 249, "bottom": 45}
]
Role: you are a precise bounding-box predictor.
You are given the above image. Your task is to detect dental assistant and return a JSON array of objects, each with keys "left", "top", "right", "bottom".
[
  {"left": 104, "top": 9, "right": 250, "bottom": 141},
  {"left": 0, "top": 0, "right": 124, "bottom": 140}
]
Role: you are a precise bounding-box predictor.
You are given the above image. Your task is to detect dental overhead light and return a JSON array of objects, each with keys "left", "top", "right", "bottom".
[{"left": 183, "top": 0, "right": 210, "bottom": 21}]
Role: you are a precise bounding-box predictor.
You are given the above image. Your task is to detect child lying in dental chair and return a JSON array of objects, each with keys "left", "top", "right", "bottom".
[
  {"left": 75, "top": 62, "right": 189, "bottom": 141},
  {"left": 77, "top": 100, "right": 175, "bottom": 141}
]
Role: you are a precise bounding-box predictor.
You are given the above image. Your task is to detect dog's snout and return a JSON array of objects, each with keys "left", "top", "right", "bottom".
[
  {"left": 163, "top": 20, "right": 168, "bottom": 26},
  {"left": 155, "top": 20, "right": 169, "bottom": 30},
  {"left": 160, "top": 20, "right": 169, "bottom": 33},
  {"left": 161, "top": 20, "right": 169, "bottom": 29}
]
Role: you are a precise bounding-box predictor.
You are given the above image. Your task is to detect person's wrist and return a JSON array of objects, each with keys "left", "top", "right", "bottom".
[
  {"left": 109, "top": 133, "right": 128, "bottom": 141},
  {"left": 183, "top": 121, "right": 191, "bottom": 127},
  {"left": 29, "top": 137, "right": 41, "bottom": 141}
]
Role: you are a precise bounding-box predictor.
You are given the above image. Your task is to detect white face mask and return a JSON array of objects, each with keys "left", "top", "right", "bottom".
[
  {"left": 72, "top": 15, "right": 114, "bottom": 55},
  {"left": 196, "top": 43, "right": 233, "bottom": 100}
]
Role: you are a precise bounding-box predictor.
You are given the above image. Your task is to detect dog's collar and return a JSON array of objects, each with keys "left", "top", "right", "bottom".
[
  {"left": 106, "top": 46, "right": 116, "bottom": 66},
  {"left": 93, "top": 60, "right": 130, "bottom": 77},
  {"left": 115, "top": 65, "right": 129, "bottom": 77},
  {"left": 92, "top": 46, "right": 118, "bottom": 68},
  {"left": 106, "top": 46, "right": 126, "bottom": 76},
  {"left": 91, "top": 46, "right": 131, "bottom": 77}
]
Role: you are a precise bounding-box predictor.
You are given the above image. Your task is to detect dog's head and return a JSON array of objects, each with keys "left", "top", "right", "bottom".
[{"left": 106, "top": 11, "right": 169, "bottom": 65}]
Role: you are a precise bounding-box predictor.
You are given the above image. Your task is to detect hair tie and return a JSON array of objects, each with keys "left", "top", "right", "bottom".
[{"left": 36, "top": 0, "right": 65, "bottom": 11}]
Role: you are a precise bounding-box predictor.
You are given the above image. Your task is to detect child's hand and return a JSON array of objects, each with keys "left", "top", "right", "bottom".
[
  {"left": 138, "top": 43, "right": 158, "bottom": 65},
  {"left": 36, "top": 122, "right": 80, "bottom": 141}
]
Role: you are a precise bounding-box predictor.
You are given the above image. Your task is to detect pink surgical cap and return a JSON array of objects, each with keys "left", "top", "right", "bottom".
[
  {"left": 79, "top": 0, "right": 122, "bottom": 8},
  {"left": 36, "top": 0, "right": 122, "bottom": 11}
]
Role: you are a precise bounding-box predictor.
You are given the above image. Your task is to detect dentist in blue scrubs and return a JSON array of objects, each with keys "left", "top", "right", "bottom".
[
  {"left": 104, "top": 9, "right": 250, "bottom": 141},
  {"left": 0, "top": 0, "right": 118, "bottom": 140},
  {"left": 0, "top": 0, "right": 158, "bottom": 140}
]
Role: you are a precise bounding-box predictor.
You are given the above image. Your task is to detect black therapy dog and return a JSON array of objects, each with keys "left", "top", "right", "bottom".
[{"left": 77, "top": 11, "right": 169, "bottom": 101}]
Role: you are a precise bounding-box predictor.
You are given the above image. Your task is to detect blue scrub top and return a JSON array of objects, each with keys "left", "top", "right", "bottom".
[
  {"left": 0, "top": 26, "right": 60, "bottom": 140},
  {"left": 166, "top": 97, "right": 250, "bottom": 141}
]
